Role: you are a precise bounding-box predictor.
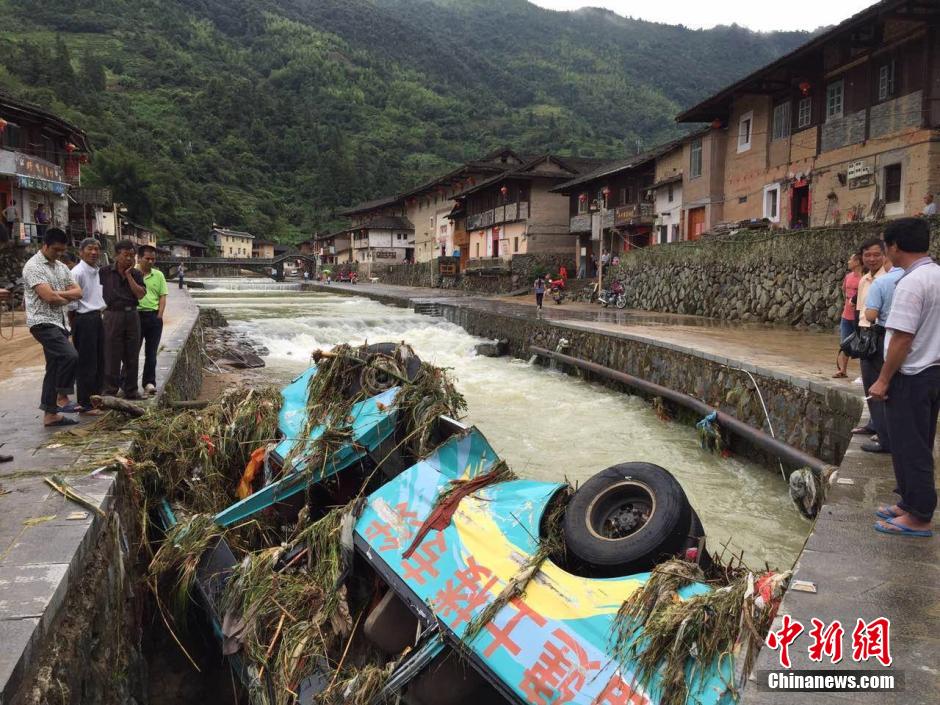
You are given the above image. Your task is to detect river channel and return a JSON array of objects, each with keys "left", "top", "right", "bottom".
[{"left": 191, "top": 280, "right": 809, "bottom": 570}]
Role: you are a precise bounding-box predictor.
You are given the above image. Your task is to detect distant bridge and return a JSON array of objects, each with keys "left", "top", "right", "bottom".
[{"left": 154, "top": 254, "right": 319, "bottom": 281}]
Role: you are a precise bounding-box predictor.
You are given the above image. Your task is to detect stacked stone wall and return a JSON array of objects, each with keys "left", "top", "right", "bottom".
[
  {"left": 609, "top": 217, "right": 940, "bottom": 328},
  {"left": 374, "top": 253, "right": 576, "bottom": 294}
]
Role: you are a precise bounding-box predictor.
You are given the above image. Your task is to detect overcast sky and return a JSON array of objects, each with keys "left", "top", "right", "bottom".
[{"left": 528, "top": 0, "right": 877, "bottom": 32}]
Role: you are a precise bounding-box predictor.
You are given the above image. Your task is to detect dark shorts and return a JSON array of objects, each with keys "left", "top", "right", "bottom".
[{"left": 839, "top": 318, "right": 855, "bottom": 341}]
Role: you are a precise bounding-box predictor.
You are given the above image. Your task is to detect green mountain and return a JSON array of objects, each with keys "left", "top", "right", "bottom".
[{"left": 0, "top": 0, "right": 807, "bottom": 242}]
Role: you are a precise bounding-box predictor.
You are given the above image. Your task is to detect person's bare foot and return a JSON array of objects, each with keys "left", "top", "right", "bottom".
[
  {"left": 43, "top": 413, "right": 77, "bottom": 427},
  {"left": 877, "top": 504, "right": 906, "bottom": 518},
  {"left": 883, "top": 514, "right": 932, "bottom": 532}
]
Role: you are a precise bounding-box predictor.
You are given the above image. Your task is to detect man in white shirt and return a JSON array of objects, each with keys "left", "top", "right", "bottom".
[
  {"left": 69, "top": 238, "right": 107, "bottom": 414},
  {"left": 22, "top": 228, "right": 83, "bottom": 426},
  {"left": 917, "top": 193, "right": 937, "bottom": 217},
  {"left": 870, "top": 218, "right": 939, "bottom": 537},
  {"left": 2, "top": 200, "right": 17, "bottom": 241}
]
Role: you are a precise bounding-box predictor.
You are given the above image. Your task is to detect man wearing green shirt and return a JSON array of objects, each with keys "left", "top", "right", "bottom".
[{"left": 136, "top": 245, "right": 168, "bottom": 395}]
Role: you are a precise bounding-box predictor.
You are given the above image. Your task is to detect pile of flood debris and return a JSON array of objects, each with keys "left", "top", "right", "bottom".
[{"left": 98, "top": 341, "right": 788, "bottom": 705}]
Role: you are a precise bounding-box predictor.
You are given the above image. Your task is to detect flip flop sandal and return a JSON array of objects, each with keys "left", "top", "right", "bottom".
[
  {"left": 874, "top": 518, "right": 933, "bottom": 538},
  {"left": 44, "top": 417, "right": 79, "bottom": 427},
  {"left": 851, "top": 425, "right": 874, "bottom": 435},
  {"left": 56, "top": 403, "right": 85, "bottom": 414},
  {"left": 875, "top": 506, "right": 900, "bottom": 520}
]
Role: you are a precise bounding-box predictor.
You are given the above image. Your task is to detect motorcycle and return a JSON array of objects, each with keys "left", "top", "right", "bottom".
[
  {"left": 597, "top": 279, "right": 627, "bottom": 309},
  {"left": 549, "top": 278, "right": 566, "bottom": 304}
]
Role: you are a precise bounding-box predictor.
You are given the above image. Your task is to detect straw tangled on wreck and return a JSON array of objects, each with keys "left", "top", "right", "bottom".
[
  {"left": 90, "top": 340, "right": 786, "bottom": 705},
  {"left": 123, "top": 343, "right": 466, "bottom": 703}
]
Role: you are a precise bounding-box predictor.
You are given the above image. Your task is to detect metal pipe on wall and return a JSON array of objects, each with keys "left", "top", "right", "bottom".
[{"left": 529, "top": 345, "right": 835, "bottom": 478}]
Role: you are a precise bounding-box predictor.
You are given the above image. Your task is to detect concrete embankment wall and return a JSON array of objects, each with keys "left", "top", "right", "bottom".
[
  {"left": 610, "top": 217, "right": 940, "bottom": 328},
  {"left": 311, "top": 282, "right": 859, "bottom": 469},
  {"left": 441, "top": 304, "right": 859, "bottom": 468},
  {"left": 11, "top": 295, "right": 203, "bottom": 705}
]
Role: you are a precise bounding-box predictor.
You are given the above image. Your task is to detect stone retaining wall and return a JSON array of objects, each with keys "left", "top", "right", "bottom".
[
  {"left": 375, "top": 253, "right": 577, "bottom": 294},
  {"left": 609, "top": 218, "right": 940, "bottom": 328}
]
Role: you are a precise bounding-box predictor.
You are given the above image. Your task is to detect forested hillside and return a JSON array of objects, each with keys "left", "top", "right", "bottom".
[{"left": 0, "top": 0, "right": 807, "bottom": 242}]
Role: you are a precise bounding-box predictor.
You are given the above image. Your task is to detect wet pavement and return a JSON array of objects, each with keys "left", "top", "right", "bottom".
[
  {"left": 0, "top": 288, "right": 199, "bottom": 702},
  {"left": 310, "top": 280, "right": 940, "bottom": 704}
]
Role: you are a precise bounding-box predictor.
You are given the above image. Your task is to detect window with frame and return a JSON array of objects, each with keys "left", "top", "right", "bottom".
[
  {"left": 689, "top": 139, "right": 703, "bottom": 178},
  {"left": 0, "top": 122, "right": 23, "bottom": 149},
  {"left": 878, "top": 61, "right": 896, "bottom": 101},
  {"left": 737, "top": 111, "right": 753, "bottom": 152},
  {"left": 667, "top": 183, "right": 674, "bottom": 202},
  {"left": 826, "top": 80, "right": 844, "bottom": 121},
  {"left": 763, "top": 184, "right": 780, "bottom": 222},
  {"left": 619, "top": 187, "right": 627, "bottom": 205},
  {"left": 772, "top": 102, "right": 791, "bottom": 140},
  {"left": 797, "top": 97, "right": 812, "bottom": 129},
  {"left": 883, "top": 163, "right": 902, "bottom": 204}
]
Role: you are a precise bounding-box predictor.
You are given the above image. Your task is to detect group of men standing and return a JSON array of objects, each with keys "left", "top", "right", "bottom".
[
  {"left": 22, "top": 229, "right": 168, "bottom": 427},
  {"left": 849, "top": 218, "right": 940, "bottom": 538}
]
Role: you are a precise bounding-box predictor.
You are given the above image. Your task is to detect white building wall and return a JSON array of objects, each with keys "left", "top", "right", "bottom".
[{"left": 654, "top": 183, "right": 683, "bottom": 243}]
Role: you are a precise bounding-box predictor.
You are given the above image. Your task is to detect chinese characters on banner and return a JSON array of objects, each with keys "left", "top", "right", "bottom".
[
  {"left": 365, "top": 506, "right": 654, "bottom": 705},
  {"left": 766, "top": 616, "right": 892, "bottom": 668}
]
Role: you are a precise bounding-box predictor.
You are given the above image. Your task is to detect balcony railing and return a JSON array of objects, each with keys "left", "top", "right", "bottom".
[
  {"left": 465, "top": 256, "right": 510, "bottom": 272},
  {"left": 466, "top": 201, "right": 529, "bottom": 231}
]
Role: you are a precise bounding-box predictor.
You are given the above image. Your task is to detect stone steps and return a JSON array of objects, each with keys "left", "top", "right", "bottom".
[{"left": 412, "top": 301, "right": 444, "bottom": 317}]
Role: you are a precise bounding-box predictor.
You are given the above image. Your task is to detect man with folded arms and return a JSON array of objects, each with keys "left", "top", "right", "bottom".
[{"left": 21, "top": 228, "right": 83, "bottom": 426}]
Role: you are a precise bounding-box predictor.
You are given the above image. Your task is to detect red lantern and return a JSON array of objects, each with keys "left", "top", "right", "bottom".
[
  {"left": 601, "top": 186, "right": 610, "bottom": 197},
  {"left": 578, "top": 193, "right": 588, "bottom": 202},
  {"left": 0, "top": 118, "right": 7, "bottom": 132},
  {"left": 798, "top": 81, "right": 811, "bottom": 96},
  {"left": 500, "top": 185, "right": 508, "bottom": 196},
  {"left": 710, "top": 118, "right": 722, "bottom": 130},
  {"left": 65, "top": 142, "right": 77, "bottom": 153}
]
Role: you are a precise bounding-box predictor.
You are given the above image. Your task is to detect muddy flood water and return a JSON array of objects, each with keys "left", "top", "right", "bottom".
[{"left": 191, "top": 281, "right": 810, "bottom": 570}]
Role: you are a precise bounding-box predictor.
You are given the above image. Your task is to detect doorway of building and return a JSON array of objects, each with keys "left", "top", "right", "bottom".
[
  {"left": 491, "top": 228, "right": 499, "bottom": 257},
  {"left": 688, "top": 207, "right": 705, "bottom": 240},
  {"left": 791, "top": 182, "right": 809, "bottom": 228}
]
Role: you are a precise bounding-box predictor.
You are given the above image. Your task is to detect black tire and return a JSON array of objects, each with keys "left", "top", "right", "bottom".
[
  {"left": 563, "top": 462, "right": 692, "bottom": 576},
  {"left": 345, "top": 343, "right": 422, "bottom": 398}
]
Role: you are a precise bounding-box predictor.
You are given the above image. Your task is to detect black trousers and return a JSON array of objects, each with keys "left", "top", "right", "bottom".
[
  {"left": 859, "top": 329, "right": 890, "bottom": 449},
  {"left": 29, "top": 323, "right": 78, "bottom": 412},
  {"left": 178, "top": 276, "right": 184, "bottom": 289},
  {"left": 886, "top": 366, "right": 940, "bottom": 522},
  {"left": 72, "top": 311, "right": 105, "bottom": 408},
  {"left": 102, "top": 310, "right": 140, "bottom": 395},
  {"left": 138, "top": 310, "right": 163, "bottom": 387}
]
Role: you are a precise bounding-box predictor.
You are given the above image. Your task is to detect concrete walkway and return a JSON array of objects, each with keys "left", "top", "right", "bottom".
[
  {"left": 310, "top": 280, "right": 939, "bottom": 704},
  {"left": 0, "top": 287, "right": 198, "bottom": 702}
]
